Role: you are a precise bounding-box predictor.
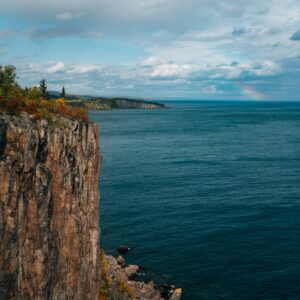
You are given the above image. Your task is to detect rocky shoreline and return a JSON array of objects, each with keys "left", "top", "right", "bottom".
[{"left": 102, "top": 252, "right": 182, "bottom": 300}]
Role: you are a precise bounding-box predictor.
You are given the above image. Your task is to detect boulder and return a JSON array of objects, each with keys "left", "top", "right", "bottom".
[
  {"left": 123, "top": 265, "right": 139, "bottom": 278},
  {"left": 117, "top": 245, "right": 132, "bottom": 254},
  {"left": 169, "top": 288, "right": 183, "bottom": 300},
  {"left": 116, "top": 255, "right": 126, "bottom": 268}
]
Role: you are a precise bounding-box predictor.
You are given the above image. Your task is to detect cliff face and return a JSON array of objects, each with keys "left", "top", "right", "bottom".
[{"left": 0, "top": 113, "right": 101, "bottom": 299}]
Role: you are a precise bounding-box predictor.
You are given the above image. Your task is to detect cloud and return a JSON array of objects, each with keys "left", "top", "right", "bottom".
[
  {"left": 0, "top": 0, "right": 280, "bottom": 35},
  {"left": 46, "top": 61, "right": 65, "bottom": 73},
  {"left": 0, "top": 29, "right": 14, "bottom": 39},
  {"left": 10, "top": 55, "right": 298, "bottom": 100},
  {"left": 290, "top": 29, "right": 300, "bottom": 41},
  {"left": 66, "top": 64, "right": 101, "bottom": 74},
  {"left": 139, "top": 56, "right": 167, "bottom": 67},
  {"left": 0, "top": 0, "right": 300, "bottom": 100},
  {"left": 28, "top": 25, "right": 102, "bottom": 40},
  {"left": 149, "top": 63, "right": 191, "bottom": 79},
  {"left": 232, "top": 27, "right": 249, "bottom": 36},
  {"left": 56, "top": 12, "right": 73, "bottom": 21},
  {"left": 56, "top": 12, "right": 83, "bottom": 21},
  {"left": 134, "top": 0, "right": 169, "bottom": 11}
]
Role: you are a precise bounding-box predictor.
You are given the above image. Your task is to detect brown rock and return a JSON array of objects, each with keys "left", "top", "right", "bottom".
[
  {"left": 117, "top": 255, "right": 126, "bottom": 267},
  {"left": 0, "top": 113, "right": 101, "bottom": 299},
  {"left": 123, "top": 265, "right": 139, "bottom": 278},
  {"left": 169, "top": 288, "right": 183, "bottom": 300}
]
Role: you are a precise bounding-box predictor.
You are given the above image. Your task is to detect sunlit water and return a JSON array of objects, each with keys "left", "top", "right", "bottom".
[{"left": 90, "top": 101, "right": 300, "bottom": 300}]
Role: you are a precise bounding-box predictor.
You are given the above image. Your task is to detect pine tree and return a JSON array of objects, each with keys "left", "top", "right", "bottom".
[
  {"left": 39, "top": 79, "right": 47, "bottom": 98},
  {"left": 61, "top": 86, "right": 66, "bottom": 98}
]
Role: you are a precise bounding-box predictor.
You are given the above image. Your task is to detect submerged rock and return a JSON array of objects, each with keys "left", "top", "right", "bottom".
[{"left": 118, "top": 245, "right": 133, "bottom": 254}]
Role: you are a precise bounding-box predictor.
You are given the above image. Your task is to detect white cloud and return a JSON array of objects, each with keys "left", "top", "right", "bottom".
[
  {"left": 56, "top": 12, "right": 73, "bottom": 21},
  {"left": 13, "top": 58, "right": 294, "bottom": 99},
  {"left": 66, "top": 64, "right": 101, "bottom": 74},
  {"left": 56, "top": 11, "right": 83, "bottom": 21},
  {"left": 149, "top": 63, "right": 192, "bottom": 79},
  {"left": 46, "top": 61, "right": 65, "bottom": 73},
  {"left": 139, "top": 56, "right": 166, "bottom": 67}
]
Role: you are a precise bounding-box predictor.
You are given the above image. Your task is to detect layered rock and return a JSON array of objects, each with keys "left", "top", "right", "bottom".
[{"left": 0, "top": 113, "right": 101, "bottom": 299}]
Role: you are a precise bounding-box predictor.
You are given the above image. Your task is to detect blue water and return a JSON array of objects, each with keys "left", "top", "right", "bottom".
[{"left": 90, "top": 101, "right": 300, "bottom": 300}]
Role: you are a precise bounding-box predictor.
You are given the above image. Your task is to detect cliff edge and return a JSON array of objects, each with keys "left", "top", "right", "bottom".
[{"left": 0, "top": 113, "right": 101, "bottom": 299}]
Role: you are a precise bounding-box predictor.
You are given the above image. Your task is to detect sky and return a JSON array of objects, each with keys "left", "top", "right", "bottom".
[{"left": 0, "top": 0, "right": 300, "bottom": 100}]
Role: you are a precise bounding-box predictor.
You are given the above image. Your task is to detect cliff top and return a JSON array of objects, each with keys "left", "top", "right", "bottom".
[{"left": 0, "top": 65, "right": 88, "bottom": 122}]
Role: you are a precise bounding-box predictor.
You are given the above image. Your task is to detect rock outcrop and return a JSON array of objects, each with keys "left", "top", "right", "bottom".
[
  {"left": 102, "top": 254, "right": 163, "bottom": 300},
  {"left": 0, "top": 113, "right": 101, "bottom": 299}
]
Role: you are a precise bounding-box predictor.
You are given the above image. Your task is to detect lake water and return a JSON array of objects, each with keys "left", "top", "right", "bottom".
[{"left": 90, "top": 101, "right": 300, "bottom": 300}]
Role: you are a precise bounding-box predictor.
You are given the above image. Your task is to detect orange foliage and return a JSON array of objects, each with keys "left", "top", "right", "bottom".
[
  {"left": 0, "top": 93, "right": 88, "bottom": 122},
  {"left": 55, "top": 98, "right": 66, "bottom": 105}
]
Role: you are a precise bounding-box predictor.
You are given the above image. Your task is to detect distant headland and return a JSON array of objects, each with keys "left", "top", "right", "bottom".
[{"left": 49, "top": 91, "right": 166, "bottom": 110}]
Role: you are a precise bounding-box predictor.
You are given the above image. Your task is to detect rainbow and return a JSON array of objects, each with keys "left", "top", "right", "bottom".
[{"left": 239, "top": 85, "right": 265, "bottom": 101}]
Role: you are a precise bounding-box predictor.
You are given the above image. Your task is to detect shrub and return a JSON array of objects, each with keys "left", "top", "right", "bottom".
[
  {"left": 0, "top": 65, "right": 89, "bottom": 122},
  {"left": 118, "top": 280, "right": 135, "bottom": 299},
  {"left": 99, "top": 251, "right": 112, "bottom": 299}
]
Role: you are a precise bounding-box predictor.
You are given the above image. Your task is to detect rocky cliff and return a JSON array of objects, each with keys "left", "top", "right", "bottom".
[
  {"left": 0, "top": 112, "right": 179, "bottom": 300},
  {"left": 0, "top": 113, "right": 101, "bottom": 299}
]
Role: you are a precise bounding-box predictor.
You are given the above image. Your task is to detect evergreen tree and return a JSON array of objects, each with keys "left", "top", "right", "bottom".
[
  {"left": 61, "top": 86, "right": 66, "bottom": 98},
  {"left": 39, "top": 79, "right": 47, "bottom": 98}
]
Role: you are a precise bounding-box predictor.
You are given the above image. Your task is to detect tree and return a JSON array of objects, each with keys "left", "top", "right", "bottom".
[
  {"left": 39, "top": 79, "right": 47, "bottom": 98},
  {"left": 61, "top": 86, "right": 66, "bottom": 98},
  {"left": 0, "top": 65, "right": 19, "bottom": 98},
  {"left": 28, "top": 87, "right": 42, "bottom": 100}
]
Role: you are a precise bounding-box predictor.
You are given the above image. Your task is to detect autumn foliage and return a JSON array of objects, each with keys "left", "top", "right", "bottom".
[{"left": 0, "top": 65, "right": 88, "bottom": 122}]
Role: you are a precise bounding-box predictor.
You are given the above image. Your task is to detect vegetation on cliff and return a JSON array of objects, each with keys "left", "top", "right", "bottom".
[
  {"left": 0, "top": 65, "right": 165, "bottom": 120},
  {"left": 0, "top": 65, "right": 88, "bottom": 122}
]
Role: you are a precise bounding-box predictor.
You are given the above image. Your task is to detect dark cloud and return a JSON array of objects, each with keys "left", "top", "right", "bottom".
[
  {"left": 0, "top": 29, "right": 14, "bottom": 39},
  {"left": 232, "top": 26, "right": 248, "bottom": 36},
  {"left": 28, "top": 25, "right": 102, "bottom": 40},
  {"left": 0, "top": 0, "right": 270, "bottom": 36},
  {"left": 290, "top": 29, "right": 300, "bottom": 41},
  {"left": 230, "top": 61, "right": 239, "bottom": 67},
  {"left": 256, "top": 8, "right": 269, "bottom": 15}
]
